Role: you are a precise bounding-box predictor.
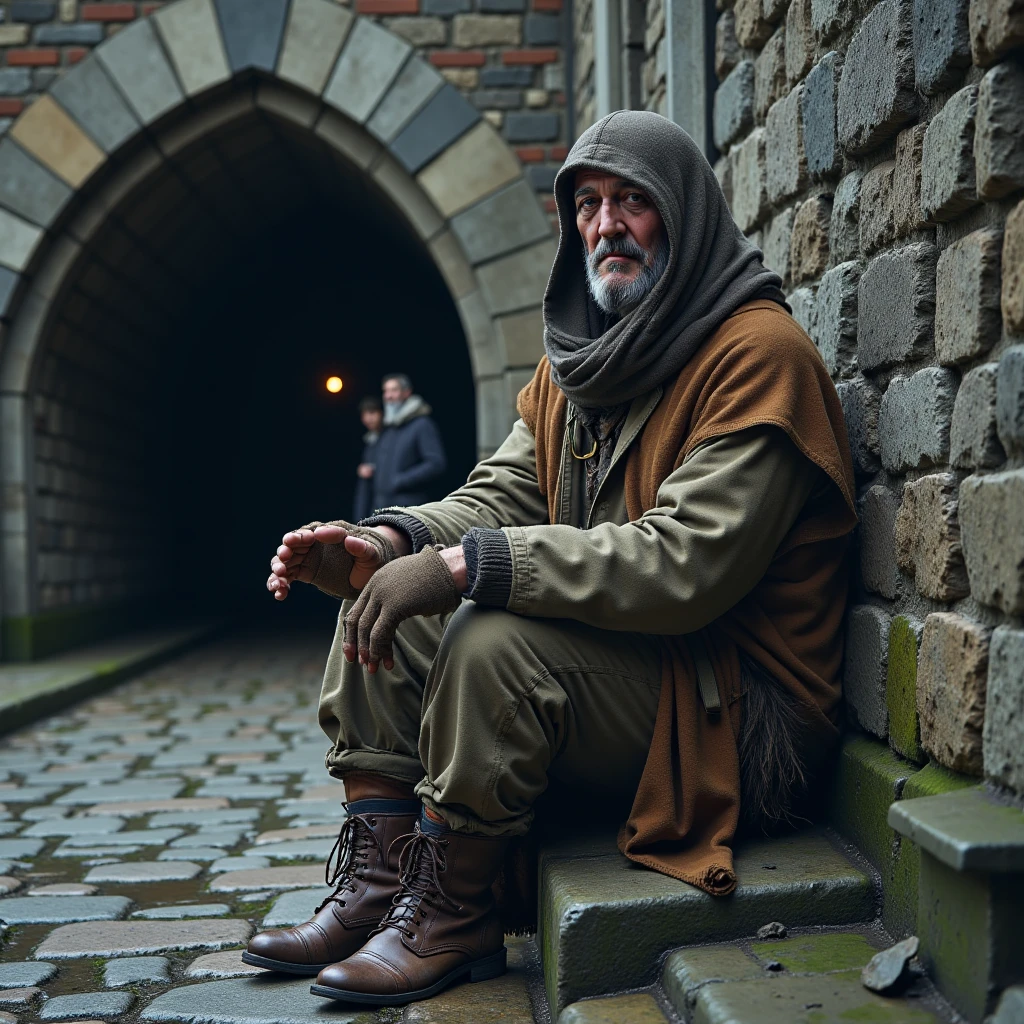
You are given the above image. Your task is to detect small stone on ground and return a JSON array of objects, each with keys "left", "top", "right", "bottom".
[
  {"left": 861, "top": 935, "right": 920, "bottom": 993},
  {"left": 756, "top": 921, "right": 787, "bottom": 939},
  {"left": 183, "top": 950, "right": 262, "bottom": 979},
  {"left": 27, "top": 883, "right": 99, "bottom": 896}
]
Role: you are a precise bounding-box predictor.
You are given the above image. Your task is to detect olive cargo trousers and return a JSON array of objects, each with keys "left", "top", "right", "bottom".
[{"left": 318, "top": 602, "right": 663, "bottom": 835}]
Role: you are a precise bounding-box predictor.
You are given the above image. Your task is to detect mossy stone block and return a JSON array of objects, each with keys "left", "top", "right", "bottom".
[
  {"left": 691, "top": 969, "right": 943, "bottom": 1023},
  {"left": 887, "top": 615, "right": 926, "bottom": 763},
  {"left": 661, "top": 945, "right": 763, "bottom": 1013},
  {"left": 828, "top": 735, "right": 914, "bottom": 871},
  {"left": 750, "top": 932, "right": 878, "bottom": 974},
  {"left": 540, "top": 827, "right": 872, "bottom": 1013},
  {"left": 917, "top": 852, "right": 1024, "bottom": 1022},
  {"left": 903, "top": 762, "right": 976, "bottom": 800},
  {"left": 558, "top": 993, "right": 669, "bottom": 1023},
  {"left": 885, "top": 761, "right": 977, "bottom": 938}
]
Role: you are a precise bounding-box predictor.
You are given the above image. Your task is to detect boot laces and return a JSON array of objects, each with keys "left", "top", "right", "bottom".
[
  {"left": 315, "top": 814, "right": 382, "bottom": 912},
  {"left": 378, "top": 831, "right": 457, "bottom": 938}
]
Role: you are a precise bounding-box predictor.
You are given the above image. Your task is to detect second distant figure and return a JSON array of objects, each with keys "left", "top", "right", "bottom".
[
  {"left": 352, "top": 395, "right": 383, "bottom": 523},
  {"left": 370, "top": 373, "right": 446, "bottom": 512}
]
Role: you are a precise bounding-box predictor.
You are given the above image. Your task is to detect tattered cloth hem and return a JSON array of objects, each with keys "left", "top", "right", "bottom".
[{"left": 617, "top": 824, "right": 738, "bottom": 896}]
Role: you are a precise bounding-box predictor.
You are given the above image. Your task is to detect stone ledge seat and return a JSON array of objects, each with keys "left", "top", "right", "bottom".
[
  {"left": 538, "top": 825, "right": 876, "bottom": 1015},
  {"left": 888, "top": 785, "right": 1024, "bottom": 873}
]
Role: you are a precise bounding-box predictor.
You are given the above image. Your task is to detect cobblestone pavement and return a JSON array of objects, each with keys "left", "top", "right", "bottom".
[{"left": 0, "top": 629, "right": 545, "bottom": 1024}]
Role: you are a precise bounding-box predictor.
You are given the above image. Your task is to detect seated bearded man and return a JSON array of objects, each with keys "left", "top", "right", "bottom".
[{"left": 244, "top": 110, "right": 857, "bottom": 1007}]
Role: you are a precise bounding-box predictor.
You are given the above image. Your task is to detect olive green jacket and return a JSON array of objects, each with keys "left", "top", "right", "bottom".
[{"left": 380, "top": 388, "right": 820, "bottom": 637}]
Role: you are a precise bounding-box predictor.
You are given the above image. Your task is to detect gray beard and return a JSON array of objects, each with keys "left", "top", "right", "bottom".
[{"left": 584, "top": 236, "right": 669, "bottom": 316}]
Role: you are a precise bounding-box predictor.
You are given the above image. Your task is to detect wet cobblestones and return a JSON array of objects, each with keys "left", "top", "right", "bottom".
[{"left": 0, "top": 630, "right": 542, "bottom": 1024}]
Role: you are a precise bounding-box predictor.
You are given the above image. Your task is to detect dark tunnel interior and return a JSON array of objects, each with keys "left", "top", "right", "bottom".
[{"left": 159, "top": 208, "right": 477, "bottom": 629}]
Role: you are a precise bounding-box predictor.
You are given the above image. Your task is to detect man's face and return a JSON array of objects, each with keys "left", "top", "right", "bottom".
[
  {"left": 382, "top": 379, "right": 411, "bottom": 406},
  {"left": 361, "top": 408, "right": 383, "bottom": 432},
  {"left": 574, "top": 170, "right": 667, "bottom": 315}
]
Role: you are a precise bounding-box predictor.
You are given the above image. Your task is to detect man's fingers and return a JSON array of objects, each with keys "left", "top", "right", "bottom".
[
  {"left": 267, "top": 575, "right": 289, "bottom": 600},
  {"left": 282, "top": 530, "right": 316, "bottom": 548},
  {"left": 368, "top": 617, "right": 396, "bottom": 666},
  {"left": 312, "top": 524, "right": 349, "bottom": 545},
  {"left": 344, "top": 589, "right": 371, "bottom": 651},
  {"left": 345, "top": 535, "right": 378, "bottom": 561},
  {"left": 357, "top": 594, "right": 384, "bottom": 664}
]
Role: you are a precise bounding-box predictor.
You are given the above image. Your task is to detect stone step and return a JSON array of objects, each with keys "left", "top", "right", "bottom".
[
  {"left": 660, "top": 927, "right": 957, "bottom": 1023},
  {"left": 558, "top": 991, "right": 671, "bottom": 1022},
  {"left": 538, "top": 825, "right": 876, "bottom": 1016}
]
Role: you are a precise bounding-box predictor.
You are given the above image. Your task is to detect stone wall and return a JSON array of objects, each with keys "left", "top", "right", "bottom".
[
  {"left": 0, "top": 0, "right": 568, "bottom": 206},
  {"left": 709, "top": 0, "right": 1024, "bottom": 798}
]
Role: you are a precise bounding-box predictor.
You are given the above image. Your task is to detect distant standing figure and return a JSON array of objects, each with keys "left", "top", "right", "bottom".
[
  {"left": 372, "top": 373, "right": 446, "bottom": 510},
  {"left": 352, "top": 396, "right": 383, "bottom": 522}
]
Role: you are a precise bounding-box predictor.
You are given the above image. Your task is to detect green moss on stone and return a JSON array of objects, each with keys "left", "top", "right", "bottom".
[
  {"left": 828, "top": 736, "right": 914, "bottom": 872},
  {"left": 902, "top": 762, "right": 976, "bottom": 800},
  {"left": 751, "top": 932, "right": 878, "bottom": 974},
  {"left": 886, "top": 616, "right": 925, "bottom": 764}
]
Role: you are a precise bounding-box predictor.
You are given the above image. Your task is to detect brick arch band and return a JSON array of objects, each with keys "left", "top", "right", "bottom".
[{"left": 0, "top": 0, "right": 556, "bottom": 644}]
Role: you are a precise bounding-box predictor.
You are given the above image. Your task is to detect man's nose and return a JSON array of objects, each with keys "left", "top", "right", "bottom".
[{"left": 597, "top": 199, "right": 627, "bottom": 239}]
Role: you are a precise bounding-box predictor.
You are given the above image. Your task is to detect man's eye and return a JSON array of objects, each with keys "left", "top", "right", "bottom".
[{"left": 626, "top": 192, "right": 646, "bottom": 203}]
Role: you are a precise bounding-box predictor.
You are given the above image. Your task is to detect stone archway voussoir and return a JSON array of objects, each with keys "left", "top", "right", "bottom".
[
  {"left": 323, "top": 18, "right": 411, "bottom": 126},
  {"left": 153, "top": 0, "right": 231, "bottom": 98},
  {"left": 95, "top": 18, "right": 185, "bottom": 126},
  {"left": 277, "top": 0, "right": 354, "bottom": 97}
]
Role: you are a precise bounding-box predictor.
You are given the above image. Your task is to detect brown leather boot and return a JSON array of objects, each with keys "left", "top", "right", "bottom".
[
  {"left": 242, "top": 799, "right": 419, "bottom": 975},
  {"left": 310, "top": 818, "right": 508, "bottom": 1005}
]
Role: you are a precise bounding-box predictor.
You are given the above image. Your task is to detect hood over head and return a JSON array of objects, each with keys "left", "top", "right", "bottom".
[{"left": 545, "top": 110, "right": 787, "bottom": 408}]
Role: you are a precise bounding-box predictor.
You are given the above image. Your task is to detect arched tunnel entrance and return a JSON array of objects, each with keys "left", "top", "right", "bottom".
[
  {"left": 35, "top": 107, "right": 477, "bottom": 642},
  {"left": 0, "top": 0, "right": 556, "bottom": 660}
]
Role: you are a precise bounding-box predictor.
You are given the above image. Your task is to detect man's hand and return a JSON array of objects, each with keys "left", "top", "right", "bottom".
[
  {"left": 357, "top": 463, "right": 375, "bottom": 479},
  {"left": 267, "top": 523, "right": 411, "bottom": 601},
  {"left": 343, "top": 545, "right": 462, "bottom": 673}
]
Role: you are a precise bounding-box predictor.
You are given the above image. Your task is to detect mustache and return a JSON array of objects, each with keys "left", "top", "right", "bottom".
[{"left": 588, "top": 236, "right": 654, "bottom": 270}]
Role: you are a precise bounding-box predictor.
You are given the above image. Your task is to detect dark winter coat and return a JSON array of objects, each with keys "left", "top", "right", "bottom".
[
  {"left": 352, "top": 431, "right": 379, "bottom": 523},
  {"left": 372, "top": 396, "right": 447, "bottom": 510}
]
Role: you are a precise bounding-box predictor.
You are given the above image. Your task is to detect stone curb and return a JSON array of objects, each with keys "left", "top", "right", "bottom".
[{"left": 0, "top": 621, "right": 224, "bottom": 739}]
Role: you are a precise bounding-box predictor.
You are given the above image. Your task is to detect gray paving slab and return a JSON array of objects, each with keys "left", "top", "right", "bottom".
[
  {"left": 0, "top": 785, "right": 62, "bottom": 802},
  {"left": 261, "top": 887, "right": 333, "bottom": 928},
  {"left": 19, "top": 805, "right": 69, "bottom": 820},
  {"left": 103, "top": 955, "right": 171, "bottom": 987},
  {"left": 40, "top": 990, "right": 134, "bottom": 1019},
  {"left": 0, "top": 896, "right": 133, "bottom": 924},
  {"left": 159, "top": 846, "right": 224, "bottom": 862},
  {"left": 0, "top": 861, "right": 14, "bottom": 874},
  {"left": 85, "top": 861, "right": 202, "bottom": 883},
  {"left": 57, "top": 781, "right": 183, "bottom": 805},
  {"left": 0, "top": 961, "right": 57, "bottom": 989},
  {"left": 133, "top": 904, "right": 230, "bottom": 920},
  {"left": 54, "top": 843, "right": 143, "bottom": 858},
  {"left": 243, "top": 839, "right": 332, "bottom": 861},
  {"left": 196, "top": 784, "right": 285, "bottom": 800},
  {"left": 183, "top": 950, "right": 262, "bottom": 979},
  {"left": 210, "top": 857, "right": 269, "bottom": 873},
  {"left": 148, "top": 808, "right": 259, "bottom": 829},
  {"left": 0, "top": 877, "right": 21, "bottom": 895},
  {"left": 276, "top": 801, "right": 342, "bottom": 822},
  {"left": 141, "top": 975, "right": 377, "bottom": 1022},
  {"left": 0, "top": 987, "right": 40, "bottom": 1007},
  {"left": 26, "top": 883, "right": 98, "bottom": 896},
  {"left": 22, "top": 816, "right": 125, "bottom": 837},
  {"left": 0, "top": 823, "right": 21, "bottom": 836},
  {"left": 171, "top": 828, "right": 249, "bottom": 848},
  {"left": 62, "top": 828, "right": 182, "bottom": 848},
  {"left": 208, "top": 866, "right": 322, "bottom": 892},
  {"left": 0, "top": 838, "right": 44, "bottom": 858},
  {"left": 34, "top": 918, "right": 255, "bottom": 959}
]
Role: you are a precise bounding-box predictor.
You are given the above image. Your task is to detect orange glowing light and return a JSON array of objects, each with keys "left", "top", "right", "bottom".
[{"left": 326, "top": 376, "right": 343, "bottom": 393}]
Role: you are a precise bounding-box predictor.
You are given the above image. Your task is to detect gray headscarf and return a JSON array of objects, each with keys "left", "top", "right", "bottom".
[{"left": 544, "top": 110, "right": 787, "bottom": 409}]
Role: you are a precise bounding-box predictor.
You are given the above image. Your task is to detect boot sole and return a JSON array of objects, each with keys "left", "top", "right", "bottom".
[
  {"left": 309, "top": 947, "right": 508, "bottom": 1006},
  {"left": 240, "top": 951, "right": 335, "bottom": 976}
]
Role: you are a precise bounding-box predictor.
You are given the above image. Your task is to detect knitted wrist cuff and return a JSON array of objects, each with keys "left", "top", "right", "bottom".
[
  {"left": 360, "top": 512, "right": 434, "bottom": 553},
  {"left": 463, "top": 527, "right": 514, "bottom": 608}
]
